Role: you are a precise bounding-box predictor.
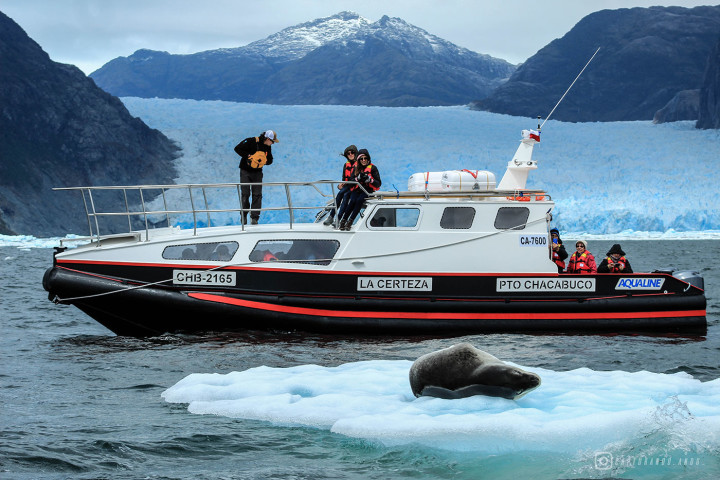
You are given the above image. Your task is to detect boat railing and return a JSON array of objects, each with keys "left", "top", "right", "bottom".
[
  {"left": 53, "top": 180, "right": 550, "bottom": 244},
  {"left": 373, "top": 189, "right": 550, "bottom": 201},
  {"left": 53, "top": 180, "right": 359, "bottom": 243}
]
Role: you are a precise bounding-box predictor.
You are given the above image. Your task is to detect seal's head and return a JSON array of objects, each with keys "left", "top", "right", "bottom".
[{"left": 476, "top": 363, "right": 541, "bottom": 399}]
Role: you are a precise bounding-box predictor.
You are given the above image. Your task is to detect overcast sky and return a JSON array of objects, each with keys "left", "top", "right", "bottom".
[{"left": 2, "top": 0, "right": 715, "bottom": 75}]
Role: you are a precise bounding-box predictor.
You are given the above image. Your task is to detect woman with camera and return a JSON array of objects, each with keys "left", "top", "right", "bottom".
[{"left": 597, "top": 244, "right": 633, "bottom": 273}]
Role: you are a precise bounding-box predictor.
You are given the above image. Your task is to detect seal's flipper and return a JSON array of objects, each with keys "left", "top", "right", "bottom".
[
  {"left": 419, "top": 384, "right": 519, "bottom": 400},
  {"left": 419, "top": 386, "right": 462, "bottom": 399}
]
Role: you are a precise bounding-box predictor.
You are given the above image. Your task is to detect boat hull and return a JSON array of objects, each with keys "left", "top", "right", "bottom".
[{"left": 43, "top": 265, "right": 707, "bottom": 337}]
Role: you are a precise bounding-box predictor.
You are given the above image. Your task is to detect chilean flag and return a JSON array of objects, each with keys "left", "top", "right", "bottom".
[{"left": 522, "top": 129, "right": 541, "bottom": 142}]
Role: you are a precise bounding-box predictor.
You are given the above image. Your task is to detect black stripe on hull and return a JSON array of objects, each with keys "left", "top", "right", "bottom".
[
  {"left": 51, "top": 261, "right": 705, "bottom": 299},
  {"left": 43, "top": 266, "right": 707, "bottom": 337}
]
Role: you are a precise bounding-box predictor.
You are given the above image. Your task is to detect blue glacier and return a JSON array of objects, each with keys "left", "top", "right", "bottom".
[{"left": 68, "top": 98, "right": 720, "bottom": 237}]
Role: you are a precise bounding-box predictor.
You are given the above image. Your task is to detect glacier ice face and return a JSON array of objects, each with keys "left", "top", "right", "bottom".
[{"left": 121, "top": 98, "right": 720, "bottom": 236}]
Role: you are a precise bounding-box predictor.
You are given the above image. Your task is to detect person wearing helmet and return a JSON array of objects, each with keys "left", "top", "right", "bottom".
[
  {"left": 234, "top": 130, "right": 279, "bottom": 225},
  {"left": 323, "top": 145, "right": 358, "bottom": 227}
]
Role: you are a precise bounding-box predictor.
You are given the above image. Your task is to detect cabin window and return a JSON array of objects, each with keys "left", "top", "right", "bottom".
[
  {"left": 163, "top": 241, "right": 239, "bottom": 261},
  {"left": 440, "top": 207, "right": 475, "bottom": 229},
  {"left": 249, "top": 239, "right": 340, "bottom": 266},
  {"left": 494, "top": 207, "right": 530, "bottom": 230},
  {"left": 369, "top": 207, "right": 420, "bottom": 228}
]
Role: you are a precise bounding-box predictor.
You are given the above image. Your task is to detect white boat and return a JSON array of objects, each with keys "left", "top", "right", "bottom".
[{"left": 43, "top": 129, "right": 706, "bottom": 336}]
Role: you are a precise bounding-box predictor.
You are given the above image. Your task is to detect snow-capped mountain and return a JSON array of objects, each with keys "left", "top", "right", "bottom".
[
  {"left": 241, "top": 11, "right": 371, "bottom": 61},
  {"left": 89, "top": 12, "right": 515, "bottom": 107}
]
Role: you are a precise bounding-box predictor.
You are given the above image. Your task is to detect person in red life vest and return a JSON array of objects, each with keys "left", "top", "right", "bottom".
[
  {"left": 597, "top": 244, "right": 633, "bottom": 273},
  {"left": 336, "top": 149, "right": 381, "bottom": 231},
  {"left": 262, "top": 251, "right": 278, "bottom": 262},
  {"left": 567, "top": 240, "right": 597, "bottom": 274},
  {"left": 550, "top": 228, "right": 568, "bottom": 273},
  {"left": 234, "top": 130, "right": 279, "bottom": 225},
  {"left": 323, "top": 145, "right": 358, "bottom": 226}
]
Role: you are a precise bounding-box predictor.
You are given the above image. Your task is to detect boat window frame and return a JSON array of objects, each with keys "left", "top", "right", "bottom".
[
  {"left": 440, "top": 206, "right": 476, "bottom": 230},
  {"left": 366, "top": 205, "right": 423, "bottom": 230},
  {"left": 162, "top": 241, "right": 239, "bottom": 262},
  {"left": 494, "top": 207, "right": 530, "bottom": 230}
]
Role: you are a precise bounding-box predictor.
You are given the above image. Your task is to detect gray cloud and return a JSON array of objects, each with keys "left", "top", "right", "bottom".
[{"left": 2, "top": 0, "right": 712, "bottom": 74}]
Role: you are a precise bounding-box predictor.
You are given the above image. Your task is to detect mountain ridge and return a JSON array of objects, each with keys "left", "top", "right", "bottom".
[
  {"left": 470, "top": 6, "right": 720, "bottom": 123},
  {"left": 0, "top": 10, "right": 179, "bottom": 236},
  {"left": 89, "top": 12, "right": 515, "bottom": 107}
]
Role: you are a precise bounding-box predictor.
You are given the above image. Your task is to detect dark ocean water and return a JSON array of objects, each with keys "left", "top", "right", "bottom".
[{"left": 1, "top": 240, "right": 719, "bottom": 480}]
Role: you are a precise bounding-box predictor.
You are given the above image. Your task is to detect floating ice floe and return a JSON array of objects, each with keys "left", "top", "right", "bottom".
[{"left": 162, "top": 360, "right": 720, "bottom": 454}]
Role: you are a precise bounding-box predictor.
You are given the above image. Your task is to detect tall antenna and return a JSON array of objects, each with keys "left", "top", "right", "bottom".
[{"left": 539, "top": 47, "right": 601, "bottom": 131}]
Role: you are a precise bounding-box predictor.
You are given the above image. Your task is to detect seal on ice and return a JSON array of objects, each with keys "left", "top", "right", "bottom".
[{"left": 409, "top": 343, "right": 541, "bottom": 399}]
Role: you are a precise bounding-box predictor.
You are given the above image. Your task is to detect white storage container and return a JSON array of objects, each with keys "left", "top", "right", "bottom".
[
  {"left": 408, "top": 171, "right": 445, "bottom": 192},
  {"left": 441, "top": 170, "right": 496, "bottom": 192}
]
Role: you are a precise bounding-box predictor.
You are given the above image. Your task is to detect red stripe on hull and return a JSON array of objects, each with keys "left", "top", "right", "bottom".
[{"left": 187, "top": 292, "right": 705, "bottom": 320}]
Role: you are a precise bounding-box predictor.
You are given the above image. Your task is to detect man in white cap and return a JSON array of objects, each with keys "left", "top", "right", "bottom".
[{"left": 233, "top": 130, "right": 279, "bottom": 224}]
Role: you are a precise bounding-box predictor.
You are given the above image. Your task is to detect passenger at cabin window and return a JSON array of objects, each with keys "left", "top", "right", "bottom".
[
  {"left": 210, "top": 244, "right": 233, "bottom": 261},
  {"left": 369, "top": 208, "right": 420, "bottom": 228},
  {"left": 494, "top": 207, "right": 530, "bottom": 230},
  {"left": 162, "top": 242, "right": 239, "bottom": 261},
  {"left": 249, "top": 239, "right": 340, "bottom": 266},
  {"left": 440, "top": 207, "right": 475, "bottom": 229},
  {"left": 249, "top": 250, "right": 278, "bottom": 262}
]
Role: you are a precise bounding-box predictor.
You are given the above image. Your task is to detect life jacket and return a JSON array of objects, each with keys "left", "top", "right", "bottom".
[
  {"left": 568, "top": 251, "right": 594, "bottom": 274},
  {"left": 352, "top": 164, "right": 380, "bottom": 192},
  {"left": 263, "top": 251, "right": 278, "bottom": 262},
  {"left": 342, "top": 160, "right": 355, "bottom": 181},
  {"left": 552, "top": 250, "right": 565, "bottom": 271},
  {"left": 248, "top": 137, "right": 269, "bottom": 169},
  {"left": 605, "top": 256, "right": 627, "bottom": 273}
]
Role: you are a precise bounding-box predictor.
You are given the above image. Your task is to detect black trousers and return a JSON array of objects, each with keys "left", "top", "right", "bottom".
[
  {"left": 329, "top": 184, "right": 352, "bottom": 217},
  {"left": 240, "top": 169, "right": 263, "bottom": 222},
  {"left": 338, "top": 189, "right": 368, "bottom": 222}
]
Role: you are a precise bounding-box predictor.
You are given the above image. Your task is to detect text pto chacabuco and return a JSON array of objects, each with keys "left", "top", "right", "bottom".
[
  {"left": 594, "top": 452, "right": 702, "bottom": 471},
  {"left": 496, "top": 278, "right": 596, "bottom": 292}
]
